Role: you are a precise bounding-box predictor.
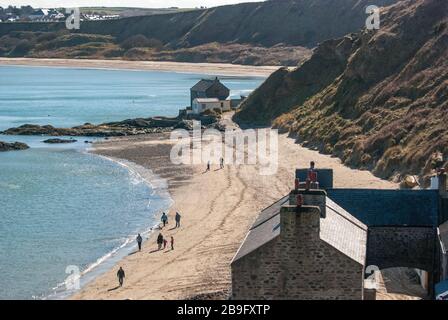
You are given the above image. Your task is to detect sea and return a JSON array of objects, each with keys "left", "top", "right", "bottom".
[{"left": 0, "top": 65, "right": 264, "bottom": 299}]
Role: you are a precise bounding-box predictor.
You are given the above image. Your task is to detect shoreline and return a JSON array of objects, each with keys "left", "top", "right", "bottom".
[
  {"left": 70, "top": 129, "right": 399, "bottom": 300},
  {"left": 0, "top": 58, "right": 281, "bottom": 77},
  {"left": 53, "top": 153, "right": 174, "bottom": 300}
]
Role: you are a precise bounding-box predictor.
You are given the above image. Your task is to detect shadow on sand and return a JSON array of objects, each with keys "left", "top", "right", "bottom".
[{"left": 108, "top": 286, "right": 121, "bottom": 292}]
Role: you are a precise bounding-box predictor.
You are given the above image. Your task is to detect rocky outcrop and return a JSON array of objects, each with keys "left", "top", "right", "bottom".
[
  {"left": 235, "top": 0, "right": 448, "bottom": 182},
  {"left": 43, "top": 138, "right": 77, "bottom": 144},
  {"left": 0, "top": 141, "right": 29, "bottom": 151},
  {"left": 1, "top": 115, "right": 219, "bottom": 137}
]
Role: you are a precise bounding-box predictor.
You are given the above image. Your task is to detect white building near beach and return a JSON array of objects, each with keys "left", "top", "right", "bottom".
[{"left": 191, "top": 97, "right": 231, "bottom": 114}]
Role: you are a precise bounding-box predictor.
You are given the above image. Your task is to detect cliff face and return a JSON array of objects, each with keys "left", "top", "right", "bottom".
[
  {"left": 0, "top": 0, "right": 397, "bottom": 47},
  {"left": 0, "top": 0, "right": 400, "bottom": 65},
  {"left": 235, "top": 0, "right": 448, "bottom": 180}
]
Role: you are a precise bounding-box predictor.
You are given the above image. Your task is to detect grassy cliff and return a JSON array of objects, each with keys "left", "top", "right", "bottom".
[
  {"left": 235, "top": 0, "right": 448, "bottom": 181},
  {"left": 0, "top": 0, "right": 397, "bottom": 65}
]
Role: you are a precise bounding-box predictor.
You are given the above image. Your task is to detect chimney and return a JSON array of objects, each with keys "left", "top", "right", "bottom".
[
  {"left": 280, "top": 205, "right": 321, "bottom": 240},
  {"left": 289, "top": 189, "right": 327, "bottom": 218}
]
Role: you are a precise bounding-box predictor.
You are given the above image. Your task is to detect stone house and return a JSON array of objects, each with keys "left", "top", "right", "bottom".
[
  {"left": 190, "top": 77, "right": 230, "bottom": 107},
  {"left": 231, "top": 168, "right": 448, "bottom": 300},
  {"left": 231, "top": 189, "right": 367, "bottom": 300}
]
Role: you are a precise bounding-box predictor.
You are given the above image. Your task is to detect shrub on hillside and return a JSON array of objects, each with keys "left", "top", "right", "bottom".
[
  {"left": 9, "top": 40, "right": 33, "bottom": 57},
  {"left": 120, "top": 35, "right": 163, "bottom": 50},
  {"left": 123, "top": 47, "right": 147, "bottom": 59},
  {"left": 40, "top": 34, "right": 114, "bottom": 50},
  {"left": 102, "top": 48, "right": 125, "bottom": 58},
  {"left": 0, "top": 35, "right": 21, "bottom": 49},
  {"left": 36, "top": 32, "right": 58, "bottom": 43}
]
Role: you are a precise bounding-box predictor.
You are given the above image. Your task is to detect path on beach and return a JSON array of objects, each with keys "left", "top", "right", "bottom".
[{"left": 72, "top": 115, "right": 398, "bottom": 299}]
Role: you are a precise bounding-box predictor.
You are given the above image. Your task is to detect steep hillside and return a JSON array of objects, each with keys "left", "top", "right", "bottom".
[
  {"left": 0, "top": 0, "right": 397, "bottom": 65},
  {"left": 235, "top": 0, "right": 448, "bottom": 181}
]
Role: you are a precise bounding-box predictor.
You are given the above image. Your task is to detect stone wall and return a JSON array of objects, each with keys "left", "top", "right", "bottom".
[
  {"left": 231, "top": 205, "right": 364, "bottom": 300},
  {"left": 366, "top": 226, "right": 436, "bottom": 271}
]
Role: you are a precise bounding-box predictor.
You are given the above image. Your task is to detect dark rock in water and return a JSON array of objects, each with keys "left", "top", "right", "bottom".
[
  {"left": 0, "top": 114, "right": 219, "bottom": 137},
  {"left": 0, "top": 141, "right": 30, "bottom": 152},
  {"left": 43, "top": 138, "right": 77, "bottom": 144}
]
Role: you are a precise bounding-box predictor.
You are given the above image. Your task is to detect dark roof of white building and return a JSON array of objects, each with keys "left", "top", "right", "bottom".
[
  {"left": 191, "top": 78, "right": 228, "bottom": 92},
  {"left": 232, "top": 196, "right": 367, "bottom": 265}
]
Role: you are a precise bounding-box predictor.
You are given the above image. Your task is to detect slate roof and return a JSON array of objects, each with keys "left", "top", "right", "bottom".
[
  {"left": 232, "top": 196, "right": 288, "bottom": 262},
  {"left": 326, "top": 189, "right": 439, "bottom": 226},
  {"left": 321, "top": 198, "right": 367, "bottom": 264},
  {"left": 232, "top": 196, "right": 367, "bottom": 265},
  {"left": 191, "top": 78, "right": 228, "bottom": 92}
]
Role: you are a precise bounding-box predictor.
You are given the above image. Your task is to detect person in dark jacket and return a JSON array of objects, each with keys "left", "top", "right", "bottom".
[
  {"left": 175, "top": 212, "right": 181, "bottom": 228},
  {"left": 117, "top": 267, "right": 125, "bottom": 287},
  {"left": 157, "top": 233, "right": 164, "bottom": 250},
  {"left": 136, "top": 233, "right": 143, "bottom": 251},
  {"left": 161, "top": 212, "right": 168, "bottom": 227}
]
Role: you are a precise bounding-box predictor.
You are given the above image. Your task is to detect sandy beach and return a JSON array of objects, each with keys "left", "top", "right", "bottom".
[
  {"left": 0, "top": 58, "right": 280, "bottom": 77},
  {"left": 71, "top": 114, "right": 400, "bottom": 300}
]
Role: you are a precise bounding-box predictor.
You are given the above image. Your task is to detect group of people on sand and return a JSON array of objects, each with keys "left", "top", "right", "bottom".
[
  {"left": 161, "top": 211, "right": 181, "bottom": 228},
  {"left": 116, "top": 210, "right": 182, "bottom": 287},
  {"left": 205, "top": 158, "right": 225, "bottom": 172},
  {"left": 157, "top": 233, "right": 174, "bottom": 251}
]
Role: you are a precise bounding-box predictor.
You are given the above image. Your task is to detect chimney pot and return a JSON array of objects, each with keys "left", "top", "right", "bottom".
[{"left": 294, "top": 178, "right": 300, "bottom": 191}]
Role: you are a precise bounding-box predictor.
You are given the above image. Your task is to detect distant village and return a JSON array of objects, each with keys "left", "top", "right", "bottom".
[{"left": 0, "top": 5, "right": 120, "bottom": 23}]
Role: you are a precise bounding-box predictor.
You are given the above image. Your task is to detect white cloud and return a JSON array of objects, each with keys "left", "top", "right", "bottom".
[{"left": 0, "top": 0, "right": 264, "bottom": 9}]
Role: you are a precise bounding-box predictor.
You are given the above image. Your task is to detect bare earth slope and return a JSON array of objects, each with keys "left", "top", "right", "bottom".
[{"left": 235, "top": 0, "right": 448, "bottom": 181}]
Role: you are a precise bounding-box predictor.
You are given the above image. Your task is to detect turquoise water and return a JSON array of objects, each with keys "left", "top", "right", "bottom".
[
  {"left": 0, "top": 66, "right": 263, "bottom": 299},
  {"left": 0, "top": 66, "right": 261, "bottom": 130}
]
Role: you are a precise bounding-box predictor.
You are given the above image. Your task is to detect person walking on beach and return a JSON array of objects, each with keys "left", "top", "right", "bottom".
[
  {"left": 175, "top": 212, "right": 181, "bottom": 228},
  {"left": 157, "top": 233, "right": 164, "bottom": 250},
  {"left": 117, "top": 267, "right": 125, "bottom": 287},
  {"left": 161, "top": 212, "right": 168, "bottom": 227},
  {"left": 136, "top": 233, "right": 143, "bottom": 251},
  {"left": 206, "top": 161, "right": 211, "bottom": 172},
  {"left": 170, "top": 236, "right": 174, "bottom": 250},
  {"left": 220, "top": 157, "right": 224, "bottom": 169}
]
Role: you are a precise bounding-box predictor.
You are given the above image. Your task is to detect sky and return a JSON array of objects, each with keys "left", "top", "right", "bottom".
[{"left": 0, "top": 0, "right": 264, "bottom": 8}]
